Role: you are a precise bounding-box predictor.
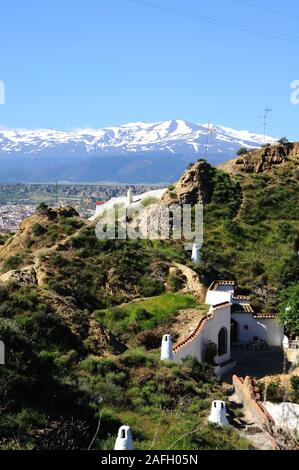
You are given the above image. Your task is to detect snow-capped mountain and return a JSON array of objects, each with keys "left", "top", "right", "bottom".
[{"left": 0, "top": 120, "right": 277, "bottom": 183}]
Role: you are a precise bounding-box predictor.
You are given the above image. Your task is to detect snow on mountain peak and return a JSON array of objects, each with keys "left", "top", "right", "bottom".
[{"left": 0, "top": 119, "right": 277, "bottom": 159}]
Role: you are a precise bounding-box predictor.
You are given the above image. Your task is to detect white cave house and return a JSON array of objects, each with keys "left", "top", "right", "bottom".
[{"left": 173, "top": 280, "right": 284, "bottom": 376}]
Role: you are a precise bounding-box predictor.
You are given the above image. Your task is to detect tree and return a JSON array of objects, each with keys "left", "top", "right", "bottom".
[
  {"left": 202, "top": 340, "right": 218, "bottom": 365},
  {"left": 236, "top": 147, "right": 248, "bottom": 156},
  {"left": 278, "top": 137, "right": 289, "bottom": 145},
  {"left": 36, "top": 202, "right": 49, "bottom": 215},
  {"left": 278, "top": 282, "right": 299, "bottom": 334}
]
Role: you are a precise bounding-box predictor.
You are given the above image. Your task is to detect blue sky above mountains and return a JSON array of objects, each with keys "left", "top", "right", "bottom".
[{"left": 0, "top": 0, "right": 298, "bottom": 140}]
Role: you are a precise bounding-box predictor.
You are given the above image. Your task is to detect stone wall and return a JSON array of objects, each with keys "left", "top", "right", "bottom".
[{"left": 233, "top": 375, "right": 275, "bottom": 428}]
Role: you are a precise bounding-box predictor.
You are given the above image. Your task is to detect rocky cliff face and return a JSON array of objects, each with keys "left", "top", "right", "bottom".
[
  {"left": 221, "top": 142, "right": 299, "bottom": 174},
  {"left": 163, "top": 160, "right": 214, "bottom": 205}
]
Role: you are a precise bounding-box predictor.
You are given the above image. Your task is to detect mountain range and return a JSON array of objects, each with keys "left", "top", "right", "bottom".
[{"left": 0, "top": 120, "right": 277, "bottom": 183}]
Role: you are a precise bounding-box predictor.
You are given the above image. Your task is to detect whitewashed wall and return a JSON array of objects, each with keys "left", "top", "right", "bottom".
[
  {"left": 174, "top": 304, "right": 231, "bottom": 365},
  {"left": 205, "top": 288, "right": 233, "bottom": 306},
  {"left": 231, "top": 313, "right": 284, "bottom": 347}
]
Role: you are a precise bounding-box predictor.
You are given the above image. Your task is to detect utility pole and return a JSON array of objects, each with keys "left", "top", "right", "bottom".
[
  {"left": 259, "top": 107, "right": 272, "bottom": 144},
  {"left": 204, "top": 119, "right": 215, "bottom": 160},
  {"left": 55, "top": 181, "right": 58, "bottom": 206}
]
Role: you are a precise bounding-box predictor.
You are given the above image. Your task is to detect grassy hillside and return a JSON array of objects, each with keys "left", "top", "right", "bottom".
[
  {"left": 201, "top": 171, "right": 298, "bottom": 309},
  {"left": 163, "top": 147, "right": 299, "bottom": 310},
  {"left": 0, "top": 144, "right": 298, "bottom": 449},
  {"left": 0, "top": 281, "right": 250, "bottom": 450}
]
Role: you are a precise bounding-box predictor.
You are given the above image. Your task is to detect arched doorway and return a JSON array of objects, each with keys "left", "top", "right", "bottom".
[
  {"left": 231, "top": 319, "right": 238, "bottom": 343},
  {"left": 218, "top": 327, "right": 228, "bottom": 356}
]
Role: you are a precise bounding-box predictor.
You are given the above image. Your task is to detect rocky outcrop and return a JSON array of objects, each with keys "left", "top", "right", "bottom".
[
  {"left": 0, "top": 265, "right": 37, "bottom": 285},
  {"left": 86, "top": 318, "right": 127, "bottom": 355},
  {"left": 39, "top": 290, "right": 126, "bottom": 355},
  {"left": 171, "top": 263, "right": 205, "bottom": 302},
  {"left": 36, "top": 204, "right": 79, "bottom": 220},
  {"left": 221, "top": 142, "right": 299, "bottom": 174},
  {"left": 163, "top": 160, "right": 214, "bottom": 205}
]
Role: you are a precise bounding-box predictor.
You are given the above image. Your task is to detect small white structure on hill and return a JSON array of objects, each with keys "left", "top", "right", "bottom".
[
  {"left": 161, "top": 334, "right": 173, "bottom": 361},
  {"left": 208, "top": 400, "right": 229, "bottom": 426},
  {"left": 191, "top": 243, "right": 200, "bottom": 264},
  {"left": 127, "top": 188, "right": 133, "bottom": 206},
  {"left": 0, "top": 340, "right": 4, "bottom": 365},
  {"left": 114, "top": 425, "right": 133, "bottom": 450},
  {"left": 90, "top": 188, "right": 167, "bottom": 221}
]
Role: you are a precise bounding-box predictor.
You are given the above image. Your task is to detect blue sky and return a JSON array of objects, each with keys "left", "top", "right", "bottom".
[{"left": 0, "top": 0, "right": 298, "bottom": 139}]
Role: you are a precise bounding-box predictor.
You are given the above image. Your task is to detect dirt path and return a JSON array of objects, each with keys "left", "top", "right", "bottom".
[
  {"left": 0, "top": 222, "right": 88, "bottom": 286},
  {"left": 173, "top": 262, "right": 206, "bottom": 302}
]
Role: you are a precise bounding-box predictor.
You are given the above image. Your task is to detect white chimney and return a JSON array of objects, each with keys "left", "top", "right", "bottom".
[
  {"left": 191, "top": 243, "right": 200, "bottom": 264},
  {"left": 114, "top": 425, "right": 133, "bottom": 450},
  {"left": 208, "top": 400, "right": 229, "bottom": 426},
  {"left": 127, "top": 188, "right": 133, "bottom": 206},
  {"left": 160, "top": 334, "right": 173, "bottom": 361},
  {"left": 0, "top": 340, "right": 5, "bottom": 365}
]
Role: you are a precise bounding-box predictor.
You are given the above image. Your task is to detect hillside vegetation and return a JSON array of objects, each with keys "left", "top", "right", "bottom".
[
  {"left": 164, "top": 143, "right": 299, "bottom": 310},
  {"left": 0, "top": 141, "right": 298, "bottom": 449}
]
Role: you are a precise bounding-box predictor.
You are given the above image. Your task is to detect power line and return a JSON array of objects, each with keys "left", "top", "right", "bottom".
[
  {"left": 129, "top": 0, "right": 299, "bottom": 42},
  {"left": 232, "top": 0, "right": 299, "bottom": 21}
]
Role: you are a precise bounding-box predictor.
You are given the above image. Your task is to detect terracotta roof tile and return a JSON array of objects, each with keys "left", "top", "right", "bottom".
[
  {"left": 231, "top": 303, "right": 255, "bottom": 313},
  {"left": 253, "top": 313, "right": 277, "bottom": 319},
  {"left": 209, "top": 280, "right": 235, "bottom": 291}
]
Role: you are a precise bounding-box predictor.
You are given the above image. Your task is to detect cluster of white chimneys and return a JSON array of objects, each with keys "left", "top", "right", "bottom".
[{"left": 114, "top": 403, "right": 228, "bottom": 450}]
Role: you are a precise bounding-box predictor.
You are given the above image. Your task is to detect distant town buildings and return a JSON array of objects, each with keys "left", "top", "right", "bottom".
[
  {"left": 0, "top": 184, "right": 163, "bottom": 232},
  {"left": 0, "top": 205, "right": 35, "bottom": 232}
]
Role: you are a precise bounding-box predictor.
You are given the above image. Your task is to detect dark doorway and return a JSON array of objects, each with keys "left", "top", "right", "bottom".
[
  {"left": 231, "top": 319, "right": 238, "bottom": 343},
  {"left": 218, "top": 328, "right": 228, "bottom": 356}
]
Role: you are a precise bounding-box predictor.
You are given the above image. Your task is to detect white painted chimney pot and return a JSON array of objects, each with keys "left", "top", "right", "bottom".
[
  {"left": 191, "top": 243, "right": 200, "bottom": 264},
  {"left": 160, "top": 334, "right": 173, "bottom": 361},
  {"left": 114, "top": 425, "right": 133, "bottom": 450},
  {"left": 208, "top": 400, "right": 229, "bottom": 426},
  {"left": 0, "top": 340, "right": 5, "bottom": 365}
]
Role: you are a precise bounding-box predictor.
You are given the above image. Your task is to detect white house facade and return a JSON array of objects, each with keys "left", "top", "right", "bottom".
[
  {"left": 171, "top": 279, "right": 284, "bottom": 376},
  {"left": 231, "top": 311, "right": 283, "bottom": 347},
  {"left": 173, "top": 301, "right": 233, "bottom": 376}
]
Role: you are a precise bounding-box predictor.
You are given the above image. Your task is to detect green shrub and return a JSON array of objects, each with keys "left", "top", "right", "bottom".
[
  {"left": 135, "top": 308, "right": 151, "bottom": 322},
  {"left": 142, "top": 197, "right": 159, "bottom": 208},
  {"left": 236, "top": 147, "right": 248, "bottom": 156},
  {"left": 261, "top": 379, "right": 285, "bottom": 403},
  {"left": 140, "top": 277, "right": 164, "bottom": 297},
  {"left": 182, "top": 356, "right": 214, "bottom": 382},
  {"left": 291, "top": 376, "right": 299, "bottom": 403},
  {"left": 110, "top": 308, "right": 129, "bottom": 322},
  {"left": 202, "top": 341, "right": 218, "bottom": 366},
  {"left": 80, "top": 356, "right": 118, "bottom": 375},
  {"left": 120, "top": 349, "right": 154, "bottom": 367},
  {"left": 167, "top": 273, "right": 186, "bottom": 292},
  {"left": 32, "top": 223, "right": 46, "bottom": 237},
  {"left": 3, "top": 254, "right": 23, "bottom": 271}
]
